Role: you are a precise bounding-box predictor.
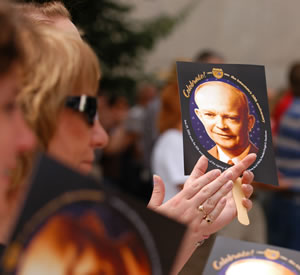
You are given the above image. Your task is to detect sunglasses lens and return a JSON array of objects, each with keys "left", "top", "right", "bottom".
[
  {"left": 84, "top": 97, "right": 97, "bottom": 125},
  {"left": 65, "top": 95, "right": 97, "bottom": 126}
]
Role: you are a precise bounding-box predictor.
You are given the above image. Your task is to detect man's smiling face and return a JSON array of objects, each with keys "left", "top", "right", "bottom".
[{"left": 194, "top": 82, "right": 252, "bottom": 155}]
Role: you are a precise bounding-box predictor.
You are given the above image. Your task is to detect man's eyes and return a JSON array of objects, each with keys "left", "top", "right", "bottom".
[
  {"left": 202, "top": 113, "right": 240, "bottom": 121},
  {"left": 203, "top": 112, "right": 215, "bottom": 117},
  {"left": 226, "top": 116, "right": 239, "bottom": 122}
]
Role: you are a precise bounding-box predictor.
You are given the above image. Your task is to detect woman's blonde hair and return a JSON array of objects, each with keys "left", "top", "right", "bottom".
[
  {"left": 15, "top": 1, "right": 71, "bottom": 20},
  {"left": 11, "top": 25, "right": 100, "bottom": 193},
  {"left": 20, "top": 26, "right": 100, "bottom": 148}
]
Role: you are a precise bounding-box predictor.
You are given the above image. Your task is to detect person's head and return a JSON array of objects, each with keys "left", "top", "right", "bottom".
[
  {"left": 15, "top": 1, "right": 80, "bottom": 37},
  {"left": 194, "top": 49, "right": 224, "bottom": 64},
  {"left": 194, "top": 81, "right": 255, "bottom": 156},
  {"left": 0, "top": 1, "right": 35, "bottom": 188},
  {"left": 98, "top": 94, "right": 129, "bottom": 131},
  {"left": 288, "top": 61, "right": 300, "bottom": 97},
  {"left": 16, "top": 25, "right": 108, "bottom": 183},
  {"left": 135, "top": 82, "right": 157, "bottom": 107},
  {"left": 157, "top": 65, "right": 182, "bottom": 134}
]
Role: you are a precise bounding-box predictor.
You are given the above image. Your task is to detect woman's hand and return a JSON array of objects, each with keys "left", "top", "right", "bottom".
[
  {"left": 148, "top": 153, "right": 256, "bottom": 235},
  {"left": 202, "top": 155, "right": 255, "bottom": 236},
  {"left": 147, "top": 153, "right": 256, "bottom": 274}
]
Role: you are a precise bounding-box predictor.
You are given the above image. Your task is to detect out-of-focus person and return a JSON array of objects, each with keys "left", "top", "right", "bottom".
[
  {"left": 194, "top": 49, "right": 224, "bottom": 64},
  {"left": 267, "top": 61, "right": 300, "bottom": 251},
  {"left": 270, "top": 63, "right": 298, "bottom": 138},
  {"left": 0, "top": 0, "right": 36, "bottom": 260}
]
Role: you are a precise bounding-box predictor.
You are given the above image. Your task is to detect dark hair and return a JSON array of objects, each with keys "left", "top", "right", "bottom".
[
  {"left": 289, "top": 62, "right": 300, "bottom": 97},
  {"left": 0, "top": 1, "right": 21, "bottom": 74},
  {"left": 194, "top": 49, "right": 223, "bottom": 63}
]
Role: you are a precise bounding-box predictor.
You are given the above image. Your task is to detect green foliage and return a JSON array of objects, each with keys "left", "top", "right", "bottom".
[{"left": 22, "top": 0, "right": 196, "bottom": 101}]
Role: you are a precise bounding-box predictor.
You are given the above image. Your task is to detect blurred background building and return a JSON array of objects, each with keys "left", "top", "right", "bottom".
[{"left": 127, "top": 0, "right": 300, "bottom": 96}]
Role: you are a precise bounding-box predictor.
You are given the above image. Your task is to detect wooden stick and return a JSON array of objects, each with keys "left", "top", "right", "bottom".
[{"left": 232, "top": 177, "right": 250, "bottom": 226}]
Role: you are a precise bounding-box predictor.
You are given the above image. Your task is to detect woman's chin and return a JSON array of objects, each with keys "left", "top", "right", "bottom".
[{"left": 78, "top": 163, "right": 93, "bottom": 174}]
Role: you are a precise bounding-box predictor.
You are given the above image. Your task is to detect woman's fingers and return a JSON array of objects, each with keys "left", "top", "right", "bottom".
[
  {"left": 184, "top": 178, "right": 233, "bottom": 227},
  {"left": 157, "top": 154, "right": 257, "bottom": 241},
  {"left": 194, "top": 180, "right": 233, "bottom": 213},
  {"left": 227, "top": 153, "right": 256, "bottom": 180},
  {"left": 192, "top": 196, "right": 227, "bottom": 235},
  {"left": 147, "top": 175, "right": 165, "bottom": 210},
  {"left": 188, "top": 156, "right": 209, "bottom": 181},
  {"left": 241, "top": 170, "right": 254, "bottom": 185},
  {"left": 240, "top": 170, "right": 254, "bottom": 199},
  {"left": 183, "top": 153, "right": 256, "bottom": 201},
  {"left": 242, "top": 197, "right": 253, "bottom": 210},
  {"left": 241, "top": 183, "right": 253, "bottom": 199},
  {"left": 205, "top": 196, "right": 227, "bottom": 225},
  {"left": 189, "top": 168, "right": 234, "bottom": 201},
  {"left": 183, "top": 169, "right": 221, "bottom": 199}
]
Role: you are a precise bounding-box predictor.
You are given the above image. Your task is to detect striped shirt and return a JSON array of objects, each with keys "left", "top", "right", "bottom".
[{"left": 276, "top": 98, "right": 300, "bottom": 190}]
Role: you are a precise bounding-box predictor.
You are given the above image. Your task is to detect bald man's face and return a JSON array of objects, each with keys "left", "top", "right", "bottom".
[{"left": 194, "top": 82, "right": 254, "bottom": 155}]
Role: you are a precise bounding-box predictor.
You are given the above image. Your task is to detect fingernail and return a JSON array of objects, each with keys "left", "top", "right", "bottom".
[{"left": 153, "top": 174, "right": 159, "bottom": 184}]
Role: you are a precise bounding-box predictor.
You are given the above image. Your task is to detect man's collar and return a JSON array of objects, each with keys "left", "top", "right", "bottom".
[{"left": 216, "top": 144, "right": 251, "bottom": 164}]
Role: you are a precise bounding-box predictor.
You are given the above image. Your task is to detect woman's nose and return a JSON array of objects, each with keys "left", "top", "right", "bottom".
[{"left": 91, "top": 119, "right": 109, "bottom": 149}]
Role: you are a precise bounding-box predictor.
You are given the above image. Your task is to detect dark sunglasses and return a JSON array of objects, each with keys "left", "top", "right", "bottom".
[{"left": 65, "top": 95, "right": 98, "bottom": 126}]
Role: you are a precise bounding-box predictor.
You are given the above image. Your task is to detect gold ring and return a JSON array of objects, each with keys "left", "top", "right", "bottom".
[
  {"left": 205, "top": 215, "right": 213, "bottom": 224},
  {"left": 197, "top": 205, "right": 207, "bottom": 218}
]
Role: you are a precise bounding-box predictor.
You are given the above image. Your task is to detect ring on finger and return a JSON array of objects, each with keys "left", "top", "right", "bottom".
[
  {"left": 205, "top": 215, "right": 213, "bottom": 224},
  {"left": 195, "top": 240, "right": 205, "bottom": 248},
  {"left": 197, "top": 204, "right": 207, "bottom": 217}
]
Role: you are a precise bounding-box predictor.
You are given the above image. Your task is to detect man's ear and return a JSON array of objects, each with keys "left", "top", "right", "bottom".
[
  {"left": 248, "top": 114, "right": 255, "bottom": 132},
  {"left": 194, "top": 108, "right": 202, "bottom": 121}
]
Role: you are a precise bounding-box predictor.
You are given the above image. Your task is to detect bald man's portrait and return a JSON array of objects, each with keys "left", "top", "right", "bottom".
[{"left": 194, "top": 81, "right": 258, "bottom": 165}]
